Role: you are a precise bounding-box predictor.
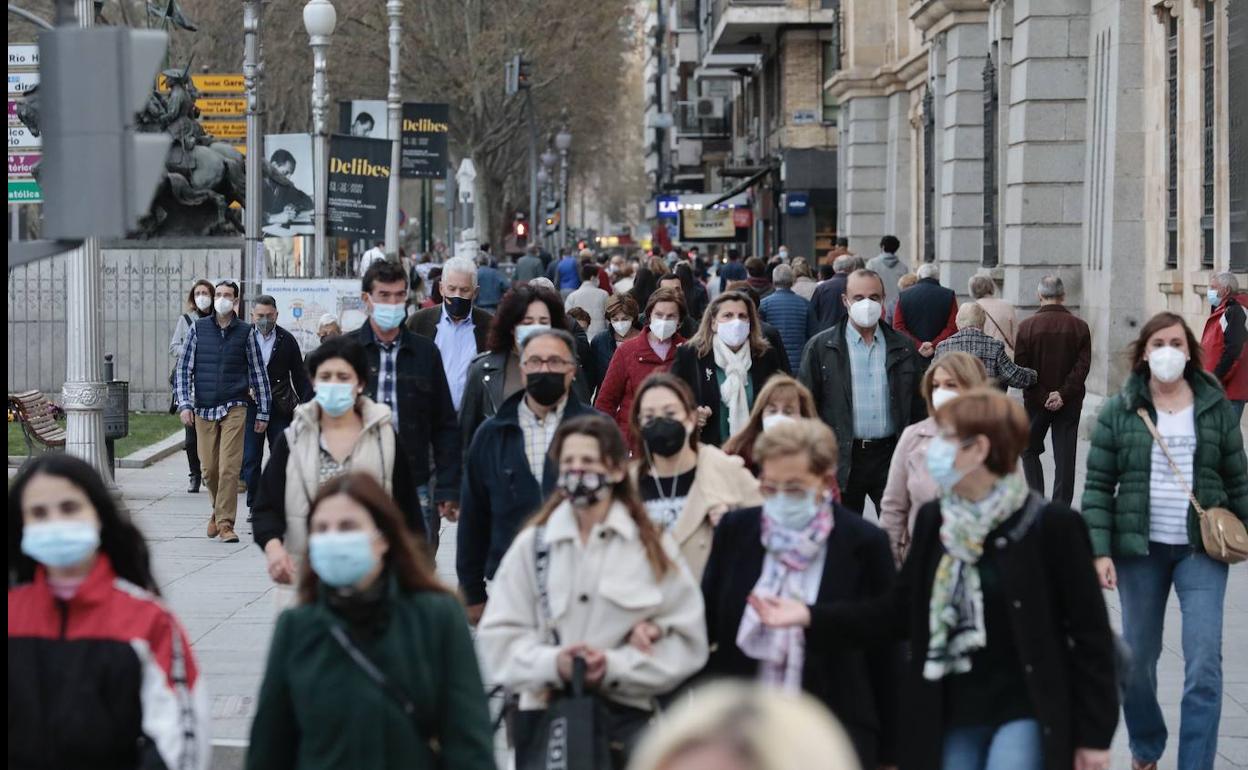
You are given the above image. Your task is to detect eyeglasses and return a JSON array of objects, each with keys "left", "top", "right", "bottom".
[{"left": 522, "top": 356, "right": 575, "bottom": 373}]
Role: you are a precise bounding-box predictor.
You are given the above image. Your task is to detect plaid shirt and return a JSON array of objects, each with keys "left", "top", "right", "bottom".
[
  {"left": 517, "top": 396, "right": 567, "bottom": 481},
  {"left": 936, "top": 327, "right": 1038, "bottom": 390},
  {"left": 174, "top": 317, "right": 271, "bottom": 422},
  {"left": 845, "top": 323, "right": 894, "bottom": 439},
  {"left": 377, "top": 339, "right": 400, "bottom": 430}
]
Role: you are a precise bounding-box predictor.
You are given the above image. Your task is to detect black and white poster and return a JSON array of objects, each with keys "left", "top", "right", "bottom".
[
  {"left": 337, "top": 99, "right": 390, "bottom": 140},
  {"left": 400, "top": 102, "right": 449, "bottom": 179},
  {"left": 261, "top": 133, "right": 315, "bottom": 236},
  {"left": 326, "top": 134, "right": 390, "bottom": 238}
]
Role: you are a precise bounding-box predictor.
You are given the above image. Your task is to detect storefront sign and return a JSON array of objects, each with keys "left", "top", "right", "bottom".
[
  {"left": 732, "top": 207, "right": 753, "bottom": 228},
  {"left": 680, "top": 208, "right": 736, "bottom": 240},
  {"left": 785, "top": 192, "right": 809, "bottom": 215}
]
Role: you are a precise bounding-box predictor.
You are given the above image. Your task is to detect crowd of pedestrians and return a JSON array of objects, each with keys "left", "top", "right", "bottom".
[{"left": 9, "top": 240, "right": 1247, "bottom": 770}]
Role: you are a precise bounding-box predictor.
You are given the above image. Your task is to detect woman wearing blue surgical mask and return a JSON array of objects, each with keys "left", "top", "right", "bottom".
[
  {"left": 248, "top": 473, "right": 495, "bottom": 770},
  {"left": 251, "top": 334, "right": 424, "bottom": 608},
  {"left": 671, "top": 291, "right": 787, "bottom": 447},
  {"left": 879, "top": 352, "right": 989, "bottom": 567},
  {"left": 808, "top": 389, "right": 1118, "bottom": 770},
  {"left": 699, "top": 418, "right": 898, "bottom": 769},
  {"left": 1082, "top": 312, "right": 1247, "bottom": 770},
  {"left": 9, "top": 454, "right": 210, "bottom": 770}
]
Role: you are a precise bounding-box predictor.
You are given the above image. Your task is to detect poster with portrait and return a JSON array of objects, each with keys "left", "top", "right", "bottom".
[
  {"left": 326, "top": 134, "right": 391, "bottom": 239},
  {"left": 261, "top": 133, "right": 315, "bottom": 236},
  {"left": 337, "top": 99, "right": 389, "bottom": 140}
]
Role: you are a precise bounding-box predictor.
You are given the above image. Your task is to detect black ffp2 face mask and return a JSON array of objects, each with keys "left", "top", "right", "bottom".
[
  {"left": 641, "top": 416, "right": 688, "bottom": 457},
  {"left": 524, "top": 372, "right": 567, "bottom": 406},
  {"left": 444, "top": 295, "right": 472, "bottom": 320}
]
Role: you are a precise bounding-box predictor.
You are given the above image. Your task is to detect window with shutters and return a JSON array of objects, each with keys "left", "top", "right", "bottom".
[
  {"left": 1228, "top": 0, "right": 1247, "bottom": 271},
  {"left": 982, "top": 57, "right": 999, "bottom": 268},
  {"left": 923, "top": 87, "right": 936, "bottom": 263},
  {"left": 1166, "top": 15, "right": 1179, "bottom": 269},
  {"left": 1202, "top": 1, "right": 1215, "bottom": 269}
]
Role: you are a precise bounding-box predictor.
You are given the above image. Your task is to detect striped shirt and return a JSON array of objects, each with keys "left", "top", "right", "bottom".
[
  {"left": 174, "top": 318, "right": 271, "bottom": 422},
  {"left": 1149, "top": 405, "right": 1196, "bottom": 545},
  {"left": 378, "top": 340, "right": 400, "bottom": 430},
  {"left": 518, "top": 396, "right": 567, "bottom": 482},
  {"left": 845, "top": 323, "right": 894, "bottom": 440}
]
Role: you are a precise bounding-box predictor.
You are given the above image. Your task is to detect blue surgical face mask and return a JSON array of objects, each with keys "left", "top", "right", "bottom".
[
  {"left": 370, "top": 302, "right": 406, "bottom": 331},
  {"left": 1208, "top": 288, "right": 1221, "bottom": 307},
  {"left": 514, "top": 323, "right": 551, "bottom": 347},
  {"left": 21, "top": 520, "right": 101, "bottom": 569},
  {"left": 308, "top": 531, "right": 378, "bottom": 588},
  {"left": 925, "top": 436, "right": 969, "bottom": 493},
  {"left": 762, "top": 488, "right": 819, "bottom": 530},
  {"left": 315, "top": 382, "right": 356, "bottom": 417}
]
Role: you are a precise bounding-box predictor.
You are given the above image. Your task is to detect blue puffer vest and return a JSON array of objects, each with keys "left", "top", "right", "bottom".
[{"left": 193, "top": 315, "right": 252, "bottom": 409}]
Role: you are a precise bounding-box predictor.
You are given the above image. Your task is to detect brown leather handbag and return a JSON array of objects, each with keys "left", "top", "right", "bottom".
[{"left": 1137, "top": 408, "right": 1248, "bottom": 564}]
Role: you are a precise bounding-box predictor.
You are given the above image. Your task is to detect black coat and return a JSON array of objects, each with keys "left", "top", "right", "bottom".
[
  {"left": 670, "top": 341, "right": 787, "bottom": 447},
  {"left": 258, "top": 325, "right": 313, "bottom": 418},
  {"left": 814, "top": 496, "right": 1119, "bottom": 770},
  {"left": 700, "top": 505, "right": 899, "bottom": 768},
  {"left": 456, "top": 390, "right": 598, "bottom": 605},
  {"left": 349, "top": 323, "right": 461, "bottom": 501},
  {"left": 810, "top": 272, "right": 849, "bottom": 331},
  {"left": 797, "top": 318, "right": 926, "bottom": 488},
  {"left": 405, "top": 304, "right": 493, "bottom": 352}
]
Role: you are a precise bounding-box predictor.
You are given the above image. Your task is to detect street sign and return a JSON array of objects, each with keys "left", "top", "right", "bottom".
[
  {"left": 9, "top": 178, "right": 41, "bottom": 203},
  {"left": 195, "top": 97, "right": 246, "bottom": 117},
  {"left": 8, "top": 44, "right": 39, "bottom": 68},
  {"left": 8, "top": 124, "right": 39, "bottom": 150},
  {"left": 7, "top": 71, "right": 39, "bottom": 95},
  {"left": 157, "top": 73, "right": 244, "bottom": 93},
  {"left": 9, "top": 152, "right": 38, "bottom": 176},
  {"left": 201, "top": 120, "right": 247, "bottom": 141}
]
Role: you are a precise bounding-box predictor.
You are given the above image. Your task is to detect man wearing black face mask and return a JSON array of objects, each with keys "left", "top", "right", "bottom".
[
  {"left": 457, "top": 328, "right": 597, "bottom": 625},
  {"left": 405, "top": 256, "right": 492, "bottom": 413}
]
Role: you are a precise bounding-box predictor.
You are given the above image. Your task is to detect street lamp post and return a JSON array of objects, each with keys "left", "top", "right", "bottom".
[
  {"left": 61, "top": 0, "right": 111, "bottom": 483},
  {"left": 304, "top": 0, "right": 336, "bottom": 272},
  {"left": 384, "top": 0, "right": 401, "bottom": 256},
  {"left": 540, "top": 145, "right": 555, "bottom": 253},
  {"left": 555, "top": 118, "right": 571, "bottom": 254},
  {"left": 243, "top": 0, "right": 262, "bottom": 299}
]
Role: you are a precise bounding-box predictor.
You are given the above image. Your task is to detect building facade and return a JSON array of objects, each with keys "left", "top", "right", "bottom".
[
  {"left": 645, "top": 0, "right": 843, "bottom": 261},
  {"left": 830, "top": 0, "right": 1246, "bottom": 397}
]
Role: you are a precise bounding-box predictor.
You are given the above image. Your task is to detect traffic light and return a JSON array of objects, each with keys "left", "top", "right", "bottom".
[
  {"left": 514, "top": 217, "right": 528, "bottom": 247},
  {"left": 505, "top": 54, "right": 532, "bottom": 95},
  {"left": 38, "top": 26, "right": 169, "bottom": 240}
]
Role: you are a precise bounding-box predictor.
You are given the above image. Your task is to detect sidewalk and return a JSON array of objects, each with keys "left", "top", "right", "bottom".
[{"left": 56, "top": 429, "right": 1248, "bottom": 768}]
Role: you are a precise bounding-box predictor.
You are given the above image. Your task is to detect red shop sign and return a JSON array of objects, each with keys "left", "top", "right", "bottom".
[{"left": 732, "top": 208, "right": 753, "bottom": 228}]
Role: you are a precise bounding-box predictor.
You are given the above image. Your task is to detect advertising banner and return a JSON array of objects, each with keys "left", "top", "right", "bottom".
[
  {"left": 400, "top": 102, "right": 449, "bottom": 178},
  {"left": 327, "top": 134, "right": 391, "bottom": 238},
  {"left": 338, "top": 99, "right": 390, "bottom": 140},
  {"left": 262, "top": 133, "right": 315, "bottom": 236},
  {"left": 260, "top": 279, "right": 367, "bottom": 354},
  {"left": 680, "top": 208, "right": 736, "bottom": 240}
]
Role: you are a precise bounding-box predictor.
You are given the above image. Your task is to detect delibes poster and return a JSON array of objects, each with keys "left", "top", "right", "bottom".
[
  {"left": 326, "top": 134, "right": 391, "bottom": 238},
  {"left": 400, "top": 102, "right": 449, "bottom": 179}
]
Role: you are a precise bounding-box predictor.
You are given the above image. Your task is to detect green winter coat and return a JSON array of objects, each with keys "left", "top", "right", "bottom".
[
  {"left": 246, "top": 579, "right": 495, "bottom": 770},
  {"left": 1082, "top": 370, "right": 1248, "bottom": 558}
]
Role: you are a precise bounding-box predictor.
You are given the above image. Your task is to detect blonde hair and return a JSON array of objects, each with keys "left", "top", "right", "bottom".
[
  {"left": 921, "top": 352, "right": 989, "bottom": 411},
  {"left": 955, "top": 301, "right": 986, "bottom": 330},
  {"left": 721, "top": 375, "right": 817, "bottom": 466},
  {"left": 628, "top": 681, "right": 861, "bottom": 770},
  {"left": 687, "top": 291, "right": 771, "bottom": 358},
  {"left": 751, "top": 418, "right": 839, "bottom": 477},
  {"left": 898, "top": 273, "right": 919, "bottom": 291}
]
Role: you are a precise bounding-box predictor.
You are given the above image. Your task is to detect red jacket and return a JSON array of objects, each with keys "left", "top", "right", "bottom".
[
  {"left": 1202, "top": 292, "right": 1248, "bottom": 401},
  {"left": 8, "top": 554, "right": 208, "bottom": 769},
  {"left": 593, "top": 332, "right": 685, "bottom": 447}
]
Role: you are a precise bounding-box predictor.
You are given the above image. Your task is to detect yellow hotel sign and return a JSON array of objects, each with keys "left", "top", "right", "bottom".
[
  {"left": 201, "top": 120, "right": 246, "bottom": 140},
  {"left": 195, "top": 97, "right": 246, "bottom": 117},
  {"left": 158, "top": 73, "right": 245, "bottom": 93}
]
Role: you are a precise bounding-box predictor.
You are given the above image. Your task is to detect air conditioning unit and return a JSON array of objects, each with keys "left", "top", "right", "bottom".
[{"left": 694, "top": 96, "right": 724, "bottom": 119}]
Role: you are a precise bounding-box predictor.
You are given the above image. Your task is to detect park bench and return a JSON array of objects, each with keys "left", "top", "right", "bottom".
[{"left": 8, "top": 390, "right": 66, "bottom": 460}]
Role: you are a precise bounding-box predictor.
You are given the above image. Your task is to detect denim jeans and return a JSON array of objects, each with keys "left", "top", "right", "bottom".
[
  {"left": 417, "top": 483, "right": 440, "bottom": 552},
  {"left": 942, "top": 719, "right": 1044, "bottom": 770},
  {"left": 242, "top": 403, "right": 291, "bottom": 509},
  {"left": 1116, "top": 542, "right": 1229, "bottom": 768}
]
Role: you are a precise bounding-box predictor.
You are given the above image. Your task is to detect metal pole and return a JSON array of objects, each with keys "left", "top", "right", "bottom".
[
  {"left": 243, "top": 0, "right": 261, "bottom": 303},
  {"left": 527, "top": 90, "right": 537, "bottom": 235},
  {"left": 384, "top": 0, "right": 401, "bottom": 255},
  {"left": 310, "top": 35, "right": 330, "bottom": 270},
  {"left": 558, "top": 147, "right": 568, "bottom": 254},
  {"left": 62, "top": 0, "right": 112, "bottom": 484}
]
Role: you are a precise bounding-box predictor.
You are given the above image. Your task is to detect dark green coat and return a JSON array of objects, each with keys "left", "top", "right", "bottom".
[
  {"left": 246, "top": 582, "right": 495, "bottom": 770},
  {"left": 1082, "top": 370, "right": 1248, "bottom": 558}
]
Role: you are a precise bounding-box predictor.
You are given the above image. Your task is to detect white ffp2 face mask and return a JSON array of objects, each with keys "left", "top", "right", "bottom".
[
  {"left": 214, "top": 297, "right": 234, "bottom": 316},
  {"left": 194, "top": 295, "right": 213, "bottom": 312},
  {"left": 847, "top": 298, "right": 882, "bottom": 328},
  {"left": 716, "top": 318, "right": 751, "bottom": 348},
  {"left": 931, "top": 388, "right": 959, "bottom": 410},
  {"left": 1147, "top": 346, "right": 1188, "bottom": 384},
  {"left": 650, "top": 318, "right": 677, "bottom": 341}
]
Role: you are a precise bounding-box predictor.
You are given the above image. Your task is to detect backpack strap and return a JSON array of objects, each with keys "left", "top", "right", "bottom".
[{"left": 532, "top": 524, "right": 560, "bottom": 645}]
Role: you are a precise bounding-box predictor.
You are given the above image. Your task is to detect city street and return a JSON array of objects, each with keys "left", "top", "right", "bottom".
[{"left": 52, "top": 420, "right": 1247, "bottom": 769}]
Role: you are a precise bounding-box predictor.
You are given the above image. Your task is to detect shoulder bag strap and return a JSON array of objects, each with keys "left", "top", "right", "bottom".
[
  {"left": 978, "top": 303, "right": 1013, "bottom": 349},
  {"left": 1135, "top": 407, "right": 1207, "bottom": 518},
  {"left": 327, "top": 624, "right": 425, "bottom": 730},
  {"left": 532, "top": 524, "right": 561, "bottom": 645}
]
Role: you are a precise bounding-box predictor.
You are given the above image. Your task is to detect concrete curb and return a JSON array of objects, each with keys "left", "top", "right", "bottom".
[{"left": 117, "top": 431, "right": 185, "bottom": 468}]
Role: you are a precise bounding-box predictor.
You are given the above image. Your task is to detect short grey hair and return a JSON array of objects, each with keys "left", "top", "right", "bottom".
[
  {"left": 519, "top": 327, "right": 578, "bottom": 363},
  {"left": 968, "top": 275, "right": 996, "bottom": 299},
  {"left": 772, "top": 264, "right": 794, "bottom": 288},
  {"left": 441, "top": 256, "right": 478, "bottom": 288},
  {"left": 1211, "top": 271, "right": 1239, "bottom": 293},
  {"left": 956, "top": 301, "right": 986, "bottom": 330},
  {"left": 832, "top": 255, "right": 854, "bottom": 273},
  {"left": 529, "top": 276, "right": 556, "bottom": 291},
  {"left": 1038, "top": 275, "right": 1065, "bottom": 300},
  {"left": 916, "top": 263, "right": 940, "bottom": 281}
]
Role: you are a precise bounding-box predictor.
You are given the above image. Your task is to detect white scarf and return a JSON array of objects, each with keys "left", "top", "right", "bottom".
[{"left": 712, "top": 334, "right": 753, "bottom": 437}]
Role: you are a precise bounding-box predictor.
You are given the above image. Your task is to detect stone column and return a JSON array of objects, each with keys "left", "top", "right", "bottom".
[
  {"left": 1001, "top": 0, "right": 1091, "bottom": 312},
  {"left": 841, "top": 95, "right": 890, "bottom": 257},
  {"left": 938, "top": 21, "right": 989, "bottom": 293},
  {"left": 884, "top": 90, "right": 913, "bottom": 242}
]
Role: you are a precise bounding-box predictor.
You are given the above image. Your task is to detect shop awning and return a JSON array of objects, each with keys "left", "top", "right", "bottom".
[{"left": 706, "top": 165, "right": 773, "bottom": 208}]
